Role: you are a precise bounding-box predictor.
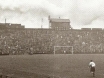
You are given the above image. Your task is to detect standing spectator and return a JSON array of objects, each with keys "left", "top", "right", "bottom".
[{"left": 89, "top": 60, "right": 96, "bottom": 77}]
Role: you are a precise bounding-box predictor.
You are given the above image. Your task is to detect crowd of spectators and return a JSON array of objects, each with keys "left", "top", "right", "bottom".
[{"left": 0, "top": 28, "right": 104, "bottom": 55}]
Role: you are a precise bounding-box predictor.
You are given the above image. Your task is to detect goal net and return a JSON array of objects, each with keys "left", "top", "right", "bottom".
[{"left": 54, "top": 46, "right": 73, "bottom": 54}]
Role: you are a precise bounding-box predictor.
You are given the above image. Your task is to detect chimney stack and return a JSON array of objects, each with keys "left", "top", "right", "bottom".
[{"left": 5, "top": 18, "right": 6, "bottom": 24}]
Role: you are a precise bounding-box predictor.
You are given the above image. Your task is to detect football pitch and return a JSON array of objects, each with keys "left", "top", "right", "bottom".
[{"left": 0, "top": 54, "right": 104, "bottom": 78}]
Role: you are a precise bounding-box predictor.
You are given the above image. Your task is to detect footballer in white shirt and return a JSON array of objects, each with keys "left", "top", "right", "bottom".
[{"left": 89, "top": 60, "right": 96, "bottom": 77}]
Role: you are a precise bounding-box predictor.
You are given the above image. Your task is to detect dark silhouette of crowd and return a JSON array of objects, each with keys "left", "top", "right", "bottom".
[{"left": 0, "top": 28, "right": 104, "bottom": 55}]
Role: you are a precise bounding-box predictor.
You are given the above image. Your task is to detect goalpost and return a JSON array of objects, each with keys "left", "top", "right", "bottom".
[{"left": 54, "top": 46, "right": 73, "bottom": 54}]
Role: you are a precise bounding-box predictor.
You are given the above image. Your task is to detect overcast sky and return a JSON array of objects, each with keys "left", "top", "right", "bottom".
[{"left": 0, "top": 0, "right": 104, "bottom": 29}]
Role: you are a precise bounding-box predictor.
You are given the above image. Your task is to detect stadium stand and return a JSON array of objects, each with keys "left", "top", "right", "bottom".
[{"left": 0, "top": 18, "right": 104, "bottom": 54}]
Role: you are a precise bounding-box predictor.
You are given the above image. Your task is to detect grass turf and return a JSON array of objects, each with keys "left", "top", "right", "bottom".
[{"left": 0, "top": 54, "right": 103, "bottom": 78}]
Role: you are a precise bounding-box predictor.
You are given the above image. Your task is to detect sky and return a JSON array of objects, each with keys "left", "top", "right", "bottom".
[{"left": 0, "top": 0, "right": 104, "bottom": 29}]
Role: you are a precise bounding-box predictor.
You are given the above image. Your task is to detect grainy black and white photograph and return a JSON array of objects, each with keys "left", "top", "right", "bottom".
[{"left": 0, "top": 0, "right": 104, "bottom": 78}]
